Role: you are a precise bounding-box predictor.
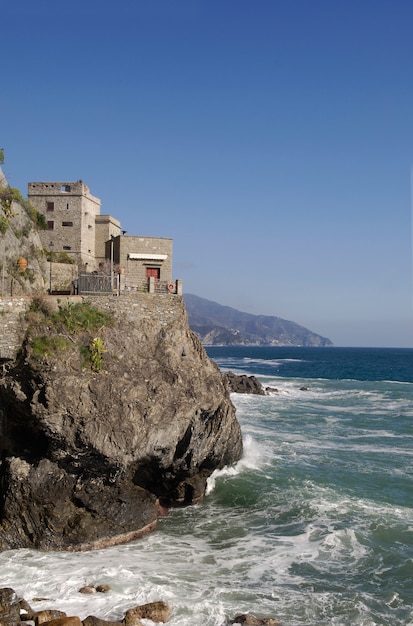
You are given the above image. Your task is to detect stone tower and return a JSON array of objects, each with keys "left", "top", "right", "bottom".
[{"left": 28, "top": 180, "right": 103, "bottom": 270}]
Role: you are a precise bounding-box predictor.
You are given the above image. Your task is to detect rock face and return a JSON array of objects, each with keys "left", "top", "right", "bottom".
[
  {"left": 0, "top": 168, "right": 49, "bottom": 296},
  {"left": 0, "top": 294, "right": 242, "bottom": 551}
]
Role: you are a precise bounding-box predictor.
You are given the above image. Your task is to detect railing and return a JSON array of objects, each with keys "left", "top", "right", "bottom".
[
  {"left": 76, "top": 274, "right": 117, "bottom": 295},
  {"left": 123, "top": 280, "right": 176, "bottom": 294},
  {"left": 76, "top": 275, "right": 177, "bottom": 295}
]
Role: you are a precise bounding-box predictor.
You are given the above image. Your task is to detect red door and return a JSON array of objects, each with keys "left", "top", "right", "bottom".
[{"left": 146, "top": 267, "right": 160, "bottom": 280}]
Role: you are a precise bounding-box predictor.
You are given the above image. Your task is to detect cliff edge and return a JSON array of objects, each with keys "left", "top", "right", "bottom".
[{"left": 0, "top": 294, "right": 243, "bottom": 551}]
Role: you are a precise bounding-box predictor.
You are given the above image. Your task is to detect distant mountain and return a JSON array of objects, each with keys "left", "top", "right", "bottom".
[{"left": 183, "top": 294, "right": 333, "bottom": 347}]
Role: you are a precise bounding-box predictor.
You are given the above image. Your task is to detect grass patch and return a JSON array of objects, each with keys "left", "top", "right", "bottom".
[
  {"left": 31, "top": 334, "right": 72, "bottom": 358},
  {"left": 29, "top": 298, "right": 113, "bottom": 334},
  {"left": 26, "top": 299, "right": 114, "bottom": 371},
  {"left": 51, "top": 301, "right": 113, "bottom": 333}
]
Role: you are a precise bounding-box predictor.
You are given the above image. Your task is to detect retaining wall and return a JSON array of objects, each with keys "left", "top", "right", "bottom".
[{"left": 0, "top": 293, "right": 184, "bottom": 361}]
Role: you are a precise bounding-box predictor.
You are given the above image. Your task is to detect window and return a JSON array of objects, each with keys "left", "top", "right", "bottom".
[
  {"left": 61, "top": 185, "right": 71, "bottom": 192},
  {"left": 88, "top": 225, "right": 92, "bottom": 229},
  {"left": 63, "top": 246, "right": 71, "bottom": 250},
  {"left": 47, "top": 202, "right": 54, "bottom": 212},
  {"left": 47, "top": 221, "right": 54, "bottom": 230},
  {"left": 62, "top": 221, "right": 73, "bottom": 227}
]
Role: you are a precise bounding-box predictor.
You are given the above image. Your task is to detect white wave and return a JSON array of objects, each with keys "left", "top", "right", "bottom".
[{"left": 206, "top": 434, "right": 269, "bottom": 494}]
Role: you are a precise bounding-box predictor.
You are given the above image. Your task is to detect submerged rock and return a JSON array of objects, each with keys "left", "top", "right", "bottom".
[
  {"left": 230, "top": 615, "right": 280, "bottom": 626},
  {"left": 0, "top": 295, "right": 242, "bottom": 550}
]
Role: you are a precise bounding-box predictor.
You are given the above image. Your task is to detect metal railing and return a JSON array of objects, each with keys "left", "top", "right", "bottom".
[
  {"left": 76, "top": 274, "right": 116, "bottom": 295},
  {"left": 76, "top": 275, "right": 176, "bottom": 295},
  {"left": 123, "top": 280, "right": 176, "bottom": 294}
]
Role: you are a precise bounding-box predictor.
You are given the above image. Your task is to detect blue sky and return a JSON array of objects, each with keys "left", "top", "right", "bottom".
[{"left": 1, "top": 0, "right": 412, "bottom": 347}]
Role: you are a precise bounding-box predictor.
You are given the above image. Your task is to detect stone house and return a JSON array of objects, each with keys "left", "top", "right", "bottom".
[
  {"left": 27, "top": 181, "right": 174, "bottom": 289},
  {"left": 108, "top": 234, "right": 173, "bottom": 288}
]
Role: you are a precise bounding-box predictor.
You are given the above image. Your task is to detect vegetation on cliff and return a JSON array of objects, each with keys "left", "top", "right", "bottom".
[{"left": 25, "top": 298, "right": 113, "bottom": 371}]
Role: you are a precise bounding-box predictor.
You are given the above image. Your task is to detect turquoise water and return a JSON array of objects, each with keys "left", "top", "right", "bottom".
[{"left": 0, "top": 347, "right": 412, "bottom": 625}]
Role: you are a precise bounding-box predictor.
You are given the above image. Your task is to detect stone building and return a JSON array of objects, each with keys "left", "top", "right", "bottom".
[
  {"left": 27, "top": 180, "right": 121, "bottom": 270},
  {"left": 108, "top": 234, "right": 173, "bottom": 288},
  {"left": 27, "top": 180, "right": 176, "bottom": 291}
]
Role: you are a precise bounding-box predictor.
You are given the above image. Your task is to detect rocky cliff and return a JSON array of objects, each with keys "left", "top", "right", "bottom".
[
  {"left": 0, "top": 167, "right": 49, "bottom": 296},
  {"left": 0, "top": 294, "right": 242, "bottom": 551}
]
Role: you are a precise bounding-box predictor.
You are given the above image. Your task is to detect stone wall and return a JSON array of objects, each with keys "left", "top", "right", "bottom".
[
  {"left": 0, "top": 297, "right": 31, "bottom": 360},
  {"left": 0, "top": 292, "right": 184, "bottom": 361},
  {"left": 48, "top": 261, "right": 78, "bottom": 293}
]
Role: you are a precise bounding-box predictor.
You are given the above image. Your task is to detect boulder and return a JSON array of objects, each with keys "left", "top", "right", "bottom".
[
  {"left": 124, "top": 601, "right": 171, "bottom": 624},
  {"left": 40, "top": 619, "right": 81, "bottom": 626},
  {"left": 224, "top": 372, "right": 265, "bottom": 395},
  {"left": 34, "top": 610, "right": 67, "bottom": 624},
  {"left": 83, "top": 618, "right": 123, "bottom": 626},
  {"left": 0, "top": 588, "right": 20, "bottom": 626}
]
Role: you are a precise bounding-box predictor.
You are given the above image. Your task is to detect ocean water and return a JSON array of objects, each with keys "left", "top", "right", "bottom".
[{"left": 0, "top": 346, "right": 412, "bottom": 626}]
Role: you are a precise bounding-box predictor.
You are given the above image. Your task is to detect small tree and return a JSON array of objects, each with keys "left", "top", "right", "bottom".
[{"left": 0, "top": 149, "right": 4, "bottom": 164}]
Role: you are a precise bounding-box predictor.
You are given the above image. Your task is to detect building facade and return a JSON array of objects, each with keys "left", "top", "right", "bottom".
[
  {"left": 28, "top": 180, "right": 175, "bottom": 291},
  {"left": 108, "top": 234, "right": 173, "bottom": 288},
  {"left": 28, "top": 180, "right": 121, "bottom": 270}
]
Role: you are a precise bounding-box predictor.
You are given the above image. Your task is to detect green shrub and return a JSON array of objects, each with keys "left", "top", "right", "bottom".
[
  {"left": 89, "top": 337, "right": 107, "bottom": 372},
  {"left": 0, "top": 187, "right": 20, "bottom": 219},
  {"left": 23, "top": 201, "right": 47, "bottom": 229},
  {"left": 56, "top": 251, "right": 75, "bottom": 264},
  {"left": 0, "top": 215, "right": 9, "bottom": 234}
]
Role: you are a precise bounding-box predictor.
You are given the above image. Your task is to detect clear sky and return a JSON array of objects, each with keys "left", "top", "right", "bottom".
[{"left": 1, "top": 0, "right": 412, "bottom": 347}]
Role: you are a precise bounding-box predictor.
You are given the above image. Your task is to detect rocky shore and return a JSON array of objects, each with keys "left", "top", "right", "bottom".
[{"left": 0, "top": 587, "right": 281, "bottom": 626}]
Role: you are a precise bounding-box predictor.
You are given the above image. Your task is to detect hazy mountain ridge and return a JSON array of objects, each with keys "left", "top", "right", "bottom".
[{"left": 184, "top": 294, "right": 333, "bottom": 347}]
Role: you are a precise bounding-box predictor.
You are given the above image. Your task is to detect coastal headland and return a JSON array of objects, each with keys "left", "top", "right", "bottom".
[{"left": 0, "top": 293, "right": 243, "bottom": 551}]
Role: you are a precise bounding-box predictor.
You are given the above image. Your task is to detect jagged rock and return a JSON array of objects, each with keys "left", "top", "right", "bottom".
[
  {"left": 224, "top": 372, "right": 265, "bottom": 395},
  {"left": 0, "top": 588, "right": 20, "bottom": 626},
  {"left": 0, "top": 296, "right": 242, "bottom": 550},
  {"left": 19, "top": 598, "right": 34, "bottom": 619}
]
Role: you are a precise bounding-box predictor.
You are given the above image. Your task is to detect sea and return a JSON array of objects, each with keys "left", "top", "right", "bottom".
[{"left": 0, "top": 346, "right": 412, "bottom": 626}]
